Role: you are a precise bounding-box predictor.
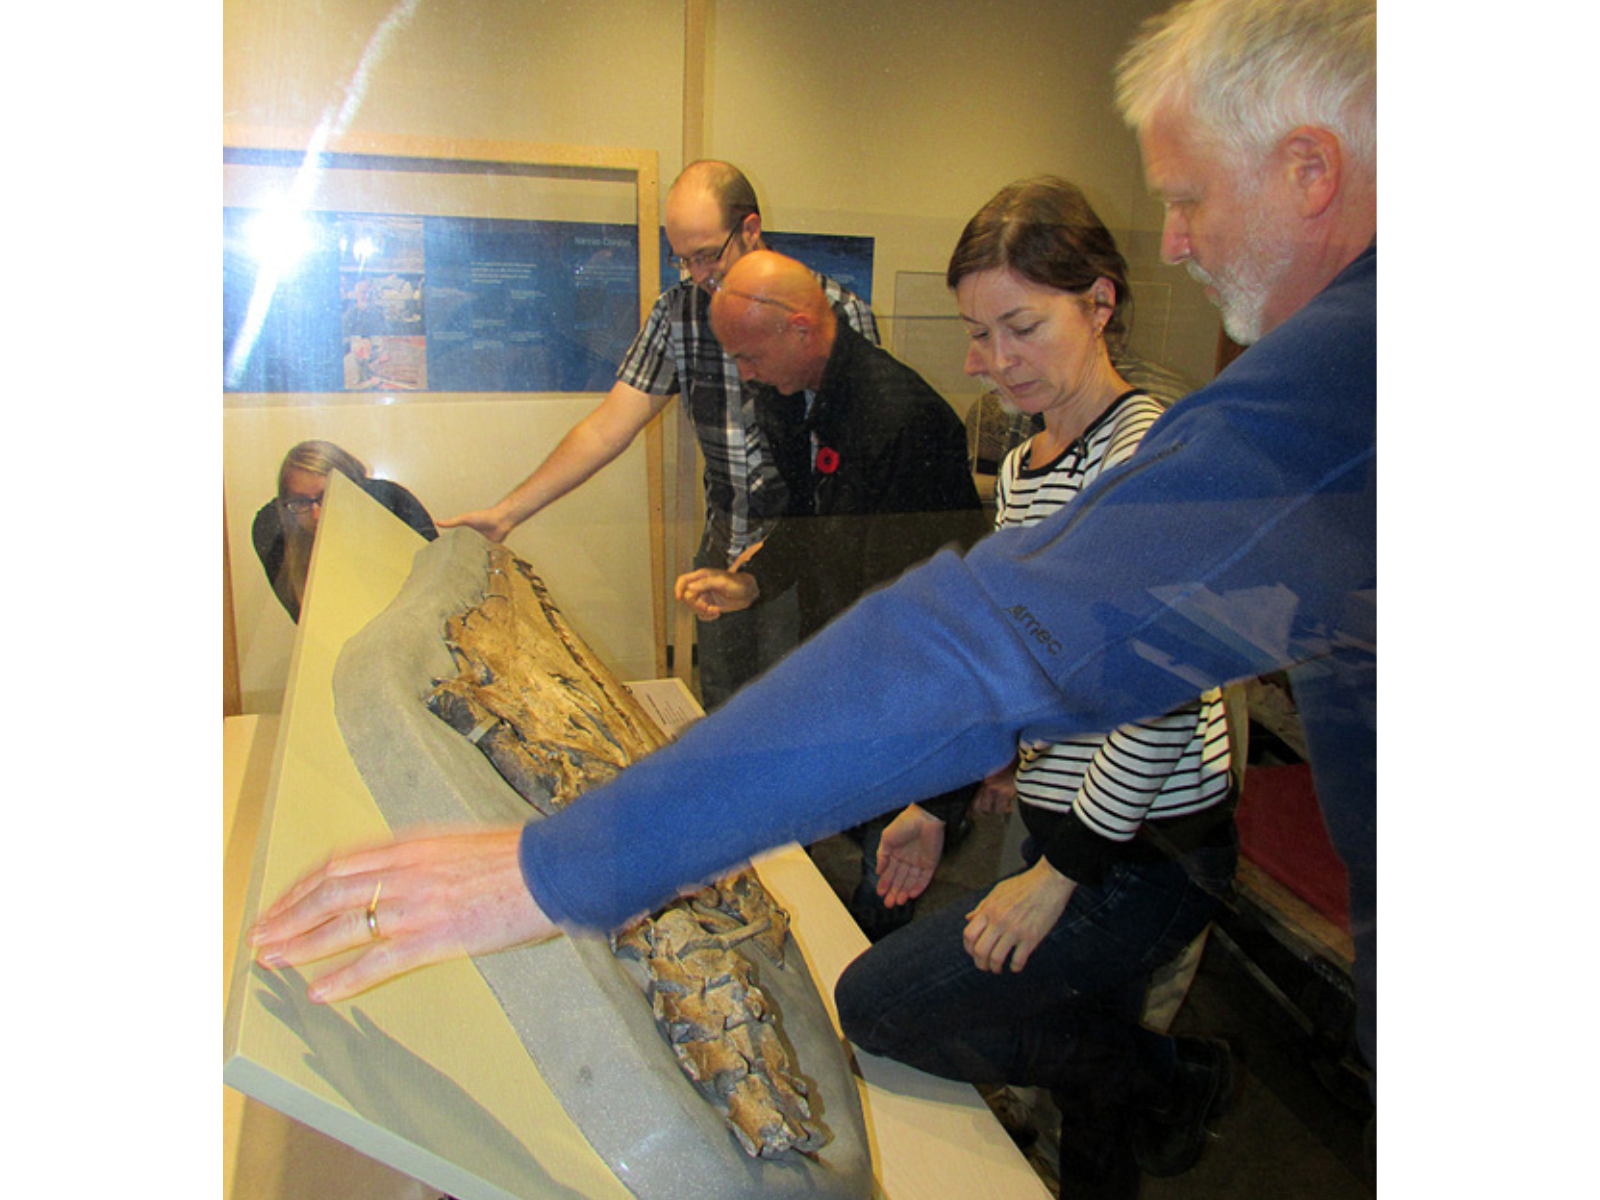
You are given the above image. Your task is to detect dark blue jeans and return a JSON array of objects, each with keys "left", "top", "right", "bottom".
[{"left": 834, "top": 836, "right": 1236, "bottom": 1116}]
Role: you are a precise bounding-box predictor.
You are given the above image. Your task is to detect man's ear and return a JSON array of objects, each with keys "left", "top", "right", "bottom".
[
  {"left": 741, "top": 210, "right": 764, "bottom": 250},
  {"left": 1280, "top": 125, "right": 1343, "bottom": 219}
]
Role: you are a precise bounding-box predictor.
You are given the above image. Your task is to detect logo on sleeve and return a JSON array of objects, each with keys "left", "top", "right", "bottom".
[{"left": 1006, "top": 605, "right": 1062, "bottom": 655}]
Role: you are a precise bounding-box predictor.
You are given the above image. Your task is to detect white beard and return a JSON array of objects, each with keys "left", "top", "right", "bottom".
[{"left": 1187, "top": 191, "right": 1295, "bottom": 346}]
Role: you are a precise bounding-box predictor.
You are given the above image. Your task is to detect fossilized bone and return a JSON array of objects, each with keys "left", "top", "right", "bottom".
[
  {"left": 425, "top": 546, "right": 827, "bottom": 1158},
  {"left": 427, "top": 552, "right": 666, "bottom": 811}
]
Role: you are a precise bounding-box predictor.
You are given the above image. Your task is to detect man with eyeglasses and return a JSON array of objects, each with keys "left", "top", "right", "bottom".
[{"left": 442, "top": 160, "right": 878, "bottom": 709}]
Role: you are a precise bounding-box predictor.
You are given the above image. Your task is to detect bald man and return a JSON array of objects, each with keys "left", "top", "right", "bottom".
[
  {"left": 679, "top": 250, "right": 986, "bottom": 650},
  {"left": 676, "top": 250, "right": 989, "bottom": 940},
  {"left": 443, "top": 162, "right": 878, "bottom": 708}
]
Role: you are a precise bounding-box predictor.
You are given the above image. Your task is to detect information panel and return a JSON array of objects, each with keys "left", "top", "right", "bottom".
[
  {"left": 224, "top": 209, "right": 874, "bottom": 395},
  {"left": 224, "top": 209, "right": 642, "bottom": 394}
]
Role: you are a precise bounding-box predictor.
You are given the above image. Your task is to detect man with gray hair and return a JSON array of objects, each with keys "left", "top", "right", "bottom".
[
  {"left": 252, "top": 4, "right": 1380, "bottom": 1173},
  {"left": 1114, "top": 0, "right": 1377, "bottom": 1063},
  {"left": 1117, "top": 0, "right": 1376, "bottom": 345}
]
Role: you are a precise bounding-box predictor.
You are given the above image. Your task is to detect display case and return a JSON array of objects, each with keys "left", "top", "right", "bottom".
[{"left": 223, "top": 476, "right": 1051, "bottom": 1200}]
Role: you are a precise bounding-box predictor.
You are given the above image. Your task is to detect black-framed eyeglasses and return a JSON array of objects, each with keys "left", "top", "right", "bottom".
[
  {"left": 283, "top": 496, "right": 325, "bottom": 515},
  {"left": 669, "top": 224, "right": 739, "bottom": 275}
]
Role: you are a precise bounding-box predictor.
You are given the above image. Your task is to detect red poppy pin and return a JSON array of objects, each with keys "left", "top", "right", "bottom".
[{"left": 815, "top": 446, "right": 840, "bottom": 474}]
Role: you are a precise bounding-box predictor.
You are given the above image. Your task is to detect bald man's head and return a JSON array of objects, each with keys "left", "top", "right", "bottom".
[{"left": 709, "top": 251, "right": 837, "bottom": 395}]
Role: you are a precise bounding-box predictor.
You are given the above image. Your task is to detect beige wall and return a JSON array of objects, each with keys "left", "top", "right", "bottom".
[
  {"left": 223, "top": 0, "right": 686, "bottom": 154},
  {"left": 222, "top": 0, "right": 1214, "bottom": 337},
  {"left": 698, "top": 0, "right": 1221, "bottom": 405},
  {"left": 223, "top": 0, "right": 1222, "bottom": 710}
]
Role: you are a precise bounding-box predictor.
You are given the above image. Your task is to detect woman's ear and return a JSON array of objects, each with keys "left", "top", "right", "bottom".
[{"left": 1090, "top": 276, "right": 1117, "bottom": 331}]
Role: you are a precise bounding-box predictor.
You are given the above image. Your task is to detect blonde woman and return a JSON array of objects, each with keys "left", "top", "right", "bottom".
[{"left": 251, "top": 440, "right": 436, "bottom": 622}]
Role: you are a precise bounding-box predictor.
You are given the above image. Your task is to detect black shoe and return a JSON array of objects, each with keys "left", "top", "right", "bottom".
[{"left": 1132, "top": 1037, "right": 1234, "bottom": 1177}]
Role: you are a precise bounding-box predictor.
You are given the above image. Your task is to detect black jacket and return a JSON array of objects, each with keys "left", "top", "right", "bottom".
[{"left": 747, "top": 320, "right": 987, "bottom": 641}]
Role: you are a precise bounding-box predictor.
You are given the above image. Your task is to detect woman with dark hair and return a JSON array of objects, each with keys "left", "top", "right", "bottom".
[
  {"left": 833, "top": 178, "right": 1236, "bottom": 1199},
  {"left": 251, "top": 440, "right": 437, "bottom": 622}
]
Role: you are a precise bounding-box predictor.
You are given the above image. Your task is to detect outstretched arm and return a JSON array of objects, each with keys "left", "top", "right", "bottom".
[
  {"left": 439, "top": 381, "right": 668, "bottom": 542},
  {"left": 517, "top": 374, "right": 1362, "bottom": 935}
]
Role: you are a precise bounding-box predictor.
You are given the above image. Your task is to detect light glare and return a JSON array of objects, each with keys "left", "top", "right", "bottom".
[{"left": 246, "top": 208, "right": 315, "bottom": 277}]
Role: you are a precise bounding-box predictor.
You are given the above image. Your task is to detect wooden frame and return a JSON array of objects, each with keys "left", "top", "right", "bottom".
[{"left": 221, "top": 128, "right": 681, "bottom": 682}]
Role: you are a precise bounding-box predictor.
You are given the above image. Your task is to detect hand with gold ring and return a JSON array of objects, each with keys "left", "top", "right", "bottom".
[{"left": 249, "top": 824, "right": 558, "bottom": 1003}]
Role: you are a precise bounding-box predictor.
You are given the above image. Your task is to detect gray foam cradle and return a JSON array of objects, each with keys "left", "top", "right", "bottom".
[{"left": 332, "top": 528, "right": 873, "bottom": 1200}]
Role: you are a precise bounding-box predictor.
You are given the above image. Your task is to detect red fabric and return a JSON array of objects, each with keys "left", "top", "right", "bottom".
[{"left": 1235, "top": 763, "right": 1350, "bottom": 931}]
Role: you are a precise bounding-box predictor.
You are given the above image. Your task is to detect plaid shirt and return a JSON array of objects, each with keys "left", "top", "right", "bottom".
[{"left": 616, "top": 273, "right": 879, "bottom": 566}]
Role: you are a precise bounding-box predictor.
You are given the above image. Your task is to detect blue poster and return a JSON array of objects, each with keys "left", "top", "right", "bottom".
[
  {"left": 423, "top": 217, "right": 640, "bottom": 393},
  {"left": 766, "top": 232, "right": 874, "bottom": 306},
  {"left": 226, "top": 208, "right": 874, "bottom": 394}
]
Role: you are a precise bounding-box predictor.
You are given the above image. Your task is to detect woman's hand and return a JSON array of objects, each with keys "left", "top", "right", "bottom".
[
  {"left": 962, "top": 857, "right": 1076, "bottom": 974},
  {"left": 972, "top": 760, "right": 1019, "bottom": 816},
  {"left": 249, "top": 825, "right": 558, "bottom": 1003},
  {"left": 874, "top": 804, "right": 947, "bottom": 908},
  {"left": 674, "top": 568, "right": 759, "bottom": 620}
]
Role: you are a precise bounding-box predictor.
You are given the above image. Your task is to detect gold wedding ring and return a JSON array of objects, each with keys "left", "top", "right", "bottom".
[{"left": 365, "top": 881, "right": 383, "bottom": 939}]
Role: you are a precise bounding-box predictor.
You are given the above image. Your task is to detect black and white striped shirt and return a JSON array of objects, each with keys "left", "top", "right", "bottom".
[{"left": 995, "top": 390, "right": 1233, "bottom": 849}]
